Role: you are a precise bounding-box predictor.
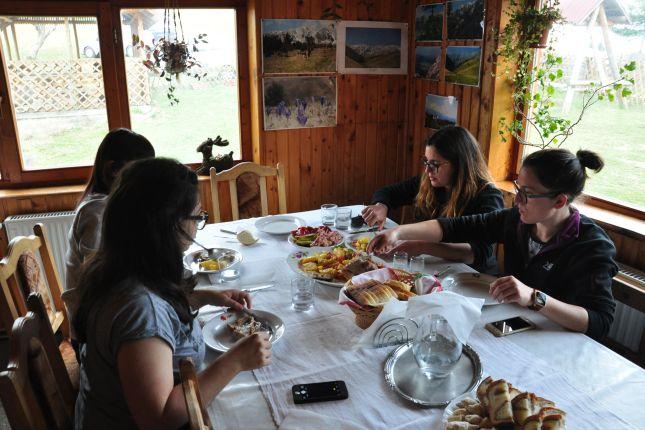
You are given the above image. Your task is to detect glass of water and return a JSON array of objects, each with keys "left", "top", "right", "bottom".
[
  {"left": 410, "top": 255, "right": 426, "bottom": 274},
  {"left": 335, "top": 208, "right": 352, "bottom": 230},
  {"left": 413, "top": 314, "right": 462, "bottom": 379},
  {"left": 291, "top": 277, "right": 315, "bottom": 311},
  {"left": 320, "top": 204, "right": 338, "bottom": 226},
  {"left": 392, "top": 251, "right": 409, "bottom": 270}
]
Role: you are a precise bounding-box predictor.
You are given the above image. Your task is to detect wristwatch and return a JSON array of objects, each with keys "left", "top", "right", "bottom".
[{"left": 528, "top": 289, "right": 547, "bottom": 311}]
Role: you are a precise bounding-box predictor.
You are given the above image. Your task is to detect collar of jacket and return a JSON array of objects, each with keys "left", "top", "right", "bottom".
[{"left": 517, "top": 207, "right": 581, "bottom": 257}]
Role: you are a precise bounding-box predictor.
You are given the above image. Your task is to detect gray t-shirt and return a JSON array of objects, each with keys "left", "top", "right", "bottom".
[{"left": 74, "top": 281, "right": 205, "bottom": 429}]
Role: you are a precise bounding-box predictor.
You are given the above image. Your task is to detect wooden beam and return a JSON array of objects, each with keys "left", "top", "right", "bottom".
[
  {"left": 72, "top": 21, "right": 80, "bottom": 59},
  {"left": 598, "top": 3, "right": 625, "bottom": 107},
  {"left": 1, "top": 28, "right": 11, "bottom": 61},
  {"left": 64, "top": 17, "right": 74, "bottom": 60},
  {"left": 10, "top": 23, "right": 19, "bottom": 60}
]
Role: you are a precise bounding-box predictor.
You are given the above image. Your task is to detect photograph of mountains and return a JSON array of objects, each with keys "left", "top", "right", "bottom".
[
  {"left": 447, "top": 0, "right": 485, "bottom": 40},
  {"left": 344, "top": 26, "right": 402, "bottom": 69},
  {"left": 445, "top": 46, "right": 481, "bottom": 86},
  {"left": 425, "top": 94, "right": 458, "bottom": 129},
  {"left": 262, "top": 19, "right": 336, "bottom": 73},
  {"left": 415, "top": 3, "right": 444, "bottom": 42},
  {"left": 415, "top": 46, "right": 441, "bottom": 80}
]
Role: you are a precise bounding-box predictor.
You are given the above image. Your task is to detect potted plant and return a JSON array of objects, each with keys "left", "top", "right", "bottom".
[{"left": 498, "top": 0, "right": 563, "bottom": 53}]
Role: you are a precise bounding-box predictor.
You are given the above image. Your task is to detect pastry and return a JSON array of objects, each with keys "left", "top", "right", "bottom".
[
  {"left": 511, "top": 392, "right": 535, "bottom": 425},
  {"left": 486, "top": 380, "right": 514, "bottom": 426},
  {"left": 446, "top": 423, "right": 479, "bottom": 430},
  {"left": 477, "top": 376, "right": 493, "bottom": 409},
  {"left": 540, "top": 408, "right": 566, "bottom": 430},
  {"left": 227, "top": 315, "right": 262, "bottom": 339},
  {"left": 520, "top": 414, "right": 541, "bottom": 430}
]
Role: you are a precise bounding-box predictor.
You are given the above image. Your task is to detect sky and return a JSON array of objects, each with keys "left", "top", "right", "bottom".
[
  {"left": 346, "top": 27, "right": 401, "bottom": 46},
  {"left": 425, "top": 95, "right": 458, "bottom": 120}
]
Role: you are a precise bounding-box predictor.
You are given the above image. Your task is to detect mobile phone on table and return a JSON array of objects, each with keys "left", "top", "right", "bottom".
[
  {"left": 292, "top": 380, "right": 349, "bottom": 404},
  {"left": 485, "top": 316, "right": 536, "bottom": 337}
]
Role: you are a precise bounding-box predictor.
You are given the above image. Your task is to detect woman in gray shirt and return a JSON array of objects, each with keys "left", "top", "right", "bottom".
[{"left": 73, "top": 158, "right": 271, "bottom": 429}]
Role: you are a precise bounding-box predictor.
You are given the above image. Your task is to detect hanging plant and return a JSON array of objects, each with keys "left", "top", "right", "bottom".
[{"left": 133, "top": 7, "right": 208, "bottom": 105}]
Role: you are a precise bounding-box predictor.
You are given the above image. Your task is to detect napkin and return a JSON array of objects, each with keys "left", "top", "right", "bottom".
[
  {"left": 278, "top": 409, "right": 363, "bottom": 430},
  {"left": 406, "top": 291, "right": 484, "bottom": 345},
  {"left": 355, "top": 299, "right": 408, "bottom": 348}
]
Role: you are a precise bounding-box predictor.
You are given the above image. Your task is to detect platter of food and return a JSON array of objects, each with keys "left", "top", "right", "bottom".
[
  {"left": 202, "top": 309, "right": 285, "bottom": 352},
  {"left": 442, "top": 273, "right": 498, "bottom": 306},
  {"left": 183, "top": 248, "right": 243, "bottom": 275},
  {"left": 288, "top": 226, "right": 344, "bottom": 249},
  {"left": 286, "top": 246, "right": 385, "bottom": 287},
  {"left": 255, "top": 215, "right": 307, "bottom": 235},
  {"left": 344, "top": 231, "right": 376, "bottom": 252}
]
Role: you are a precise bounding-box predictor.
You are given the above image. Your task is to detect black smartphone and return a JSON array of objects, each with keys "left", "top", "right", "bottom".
[
  {"left": 485, "top": 316, "right": 536, "bottom": 337},
  {"left": 292, "top": 381, "right": 349, "bottom": 404}
]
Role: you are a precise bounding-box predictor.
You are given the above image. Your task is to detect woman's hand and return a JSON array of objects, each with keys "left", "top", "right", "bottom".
[
  {"left": 367, "top": 228, "right": 400, "bottom": 254},
  {"left": 489, "top": 276, "right": 533, "bottom": 307},
  {"left": 226, "top": 333, "right": 272, "bottom": 371},
  {"left": 362, "top": 203, "right": 388, "bottom": 229},
  {"left": 200, "top": 289, "right": 252, "bottom": 311}
]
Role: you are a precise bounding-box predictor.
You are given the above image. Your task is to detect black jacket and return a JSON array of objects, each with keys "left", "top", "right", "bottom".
[
  {"left": 437, "top": 207, "right": 618, "bottom": 340},
  {"left": 371, "top": 177, "right": 504, "bottom": 274}
]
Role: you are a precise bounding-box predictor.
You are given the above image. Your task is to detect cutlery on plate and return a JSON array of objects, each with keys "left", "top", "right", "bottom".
[
  {"left": 241, "top": 283, "right": 274, "bottom": 293},
  {"left": 434, "top": 266, "right": 452, "bottom": 277},
  {"left": 220, "top": 229, "right": 238, "bottom": 235}
]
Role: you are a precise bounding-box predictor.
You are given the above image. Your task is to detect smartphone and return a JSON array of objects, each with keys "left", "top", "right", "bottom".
[
  {"left": 292, "top": 381, "right": 349, "bottom": 404},
  {"left": 485, "top": 316, "right": 536, "bottom": 337}
]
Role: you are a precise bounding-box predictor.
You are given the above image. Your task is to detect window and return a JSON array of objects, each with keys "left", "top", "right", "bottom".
[{"left": 524, "top": 1, "right": 645, "bottom": 211}]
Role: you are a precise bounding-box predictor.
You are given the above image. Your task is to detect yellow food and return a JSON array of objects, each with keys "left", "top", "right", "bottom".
[
  {"left": 351, "top": 236, "right": 371, "bottom": 252},
  {"left": 199, "top": 259, "right": 221, "bottom": 270}
]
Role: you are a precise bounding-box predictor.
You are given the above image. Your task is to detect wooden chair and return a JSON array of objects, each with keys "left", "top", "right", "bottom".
[
  {"left": 0, "top": 293, "right": 76, "bottom": 430},
  {"left": 209, "top": 162, "right": 287, "bottom": 223},
  {"left": 180, "top": 357, "right": 212, "bottom": 430}
]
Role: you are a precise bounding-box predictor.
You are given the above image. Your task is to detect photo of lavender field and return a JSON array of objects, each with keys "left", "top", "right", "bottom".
[{"left": 263, "top": 76, "right": 336, "bottom": 130}]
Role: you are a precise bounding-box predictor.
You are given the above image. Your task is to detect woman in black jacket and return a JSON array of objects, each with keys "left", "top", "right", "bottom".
[
  {"left": 362, "top": 126, "right": 503, "bottom": 274},
  {"left": 368, "top": 148, "right": 618, "bottom": 340}
]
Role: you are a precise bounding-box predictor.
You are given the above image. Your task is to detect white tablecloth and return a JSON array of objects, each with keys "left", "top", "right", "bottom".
[{"left": 192, "top": 206, "right": 645, "bottom": 430}]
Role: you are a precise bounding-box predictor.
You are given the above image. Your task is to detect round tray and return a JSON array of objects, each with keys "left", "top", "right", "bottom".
[
  {"left": 184, "top": 248, "right": 243, "bottom": 275},
  {"left": 384, "top": 341, "right": 482, "bottom": 408}
]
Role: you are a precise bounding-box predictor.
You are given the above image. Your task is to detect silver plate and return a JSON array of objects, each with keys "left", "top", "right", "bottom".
[
  {"left": 384, "top": 342, "right": 482, "bottom": 408},
  {"left": 202, "top": 309, "right": 285, "bottom": 352},
  {"left": 184, "top": 248, "right": 243, "bottom": 275}
]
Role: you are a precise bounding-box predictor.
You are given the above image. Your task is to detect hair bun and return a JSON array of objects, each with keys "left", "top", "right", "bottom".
[{"left": 576, "top": 149, "right": 604, "bottom": 173}]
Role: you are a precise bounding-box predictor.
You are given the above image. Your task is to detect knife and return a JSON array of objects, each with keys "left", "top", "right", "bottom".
[
  {"left": 241, "top": 283, "right": 274, "bottom": 293},
  {"left": 349, "top": 226, "right": 380, "bottom": 234}
]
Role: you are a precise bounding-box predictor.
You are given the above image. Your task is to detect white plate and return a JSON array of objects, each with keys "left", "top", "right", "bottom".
[
  {"left": 287, "top": 231, "right": 343, "bottom": 251},
  {"left": 255, "top": 215, "right": 307, "bottom": 235},
  {"left": 442, "top": 272, "right": 497, "bottom": 305},
  {"left": 184, "top": 248, "right": 243, "bottom": 275},
  {"left": 344, "top": 231, "right": 376, "bottom": 252},
  {"left": 202, "top": 309, "right": 285, "bottom": 352},
  {"left": 442, "top": 391, "right": 479, "bottom": 427}
]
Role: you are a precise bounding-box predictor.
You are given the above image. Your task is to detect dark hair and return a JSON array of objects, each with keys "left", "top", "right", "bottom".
[
  {"left": 522, "top": 148, "right": 604, "bottom": 202},
  {"left": 74, "top": 158, "right": 199, "bottom": 342},
  {"left": 415, "top": 126, "right": 493, "bottom": 218},
  {"left": 82, "top": 128, "right": 155, "bottom": 199}
]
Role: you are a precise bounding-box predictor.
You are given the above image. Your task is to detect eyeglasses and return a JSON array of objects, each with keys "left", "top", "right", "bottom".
[
  {"left": 513, "top": 180, "right": 560, "bottom": 205},
  {"left": 421, "top": 157, "right": 448, "bottom": 174},
  {"left": 187, "top": 210, "right": 208, "bottom": 230}
]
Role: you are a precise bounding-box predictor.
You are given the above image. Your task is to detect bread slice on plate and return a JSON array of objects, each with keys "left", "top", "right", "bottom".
[
  {"left": 477, "top": 376, "right": 493, "bottom": 409},
  {"left": 486, "top": 379, "right": 514, "bottom": 426},
  {"left": 520, "top": 413, "right": 542, "bottom": 430},
  {"left": 227, "top": 315, "right": 262, "bottom": 339},
  {"left": 540, "top": 407, "right": 566, "bottom": 430}
]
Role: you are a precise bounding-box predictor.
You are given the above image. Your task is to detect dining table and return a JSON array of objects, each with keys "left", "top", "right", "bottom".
[{"left": 188, "top": 205, "right": 645, "bottom": 430}]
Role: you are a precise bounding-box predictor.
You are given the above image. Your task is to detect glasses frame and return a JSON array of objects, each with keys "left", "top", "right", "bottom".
[
  {"left": 187, "top": 210, "right": 209, "bottom": 230},
  {"left": 513, "top": 180, "right": 561, "bottom": 205},
  {"left": 420, "top": 157, "right": 448, "bottom": 174}
]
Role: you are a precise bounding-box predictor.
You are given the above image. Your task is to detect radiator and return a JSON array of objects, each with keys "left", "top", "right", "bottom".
[
  {"left": 3, "top": 211, "right": 75, "bottom": 288},
  {"left": 607, "top": 263, "right": 645, "bottom": 353}
]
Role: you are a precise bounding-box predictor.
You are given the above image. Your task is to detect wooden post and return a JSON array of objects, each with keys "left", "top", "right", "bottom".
[
  {"left": 72, "top": 21, "right": 80, "bottom": 59},
  {"left": 10, "top": 23, "right": 19, "bottom": 60},
  {"left": 598, "top": 3, "right": 625, "bottom": 107},
  {"left": 2, "top": 27, "right": 12, "bottom": 61},
  {"left": 64, "top": 17, "right": 74, "bottom": 59}
]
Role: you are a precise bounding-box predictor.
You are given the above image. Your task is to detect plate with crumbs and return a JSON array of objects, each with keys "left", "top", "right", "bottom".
[{"left": 202, "top": 309, "right": 284, "bottom": 352}]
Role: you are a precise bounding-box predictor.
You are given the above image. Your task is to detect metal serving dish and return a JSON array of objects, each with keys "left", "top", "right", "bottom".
[
  {"left": 184, "top": 248, "right": 243, "bottom": 275},
  {"left": 383, "top": 342, "right": 482, "bottom": 408}
]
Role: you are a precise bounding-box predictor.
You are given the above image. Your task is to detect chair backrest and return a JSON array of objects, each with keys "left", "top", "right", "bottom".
[
  {"left": 0, "top": 223, "right": 69, "bottom": 338},
  {"left": 180, "top": 357, "right": 212, "bottom": 430},
  {"left": 0, "top": 293, "right": 76, "bottom": 430},
  {"left": 209, "top": 162, "right": 287, "bottom": 223}
]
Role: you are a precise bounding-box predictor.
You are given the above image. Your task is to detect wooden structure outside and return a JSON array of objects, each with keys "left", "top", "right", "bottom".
[
  {"left": 209, "top": 162, "right": 287, "bottom": 223},
  {"left": 180, "top": 357, "right": 212, "bottom": 430}
]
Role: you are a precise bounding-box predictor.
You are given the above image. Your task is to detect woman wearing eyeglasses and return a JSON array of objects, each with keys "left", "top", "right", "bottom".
[
  {"left": 368, "top": 148, "right": 617, "bottom": 339},
  {"left": 362, "top": 126, "right": 503, "bottom": 274}
]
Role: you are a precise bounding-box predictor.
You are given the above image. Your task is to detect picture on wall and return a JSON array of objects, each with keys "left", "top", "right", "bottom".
[
  {"left": 262, "top": 19, "right": 336, "bottom": 73},
  {"left": 447, "top": 0, "right": 485, "bottom": 40},
  {"left": 263, "top": 76, "right": 337, "bottom": 130},
  {"left": 415, "top": 46, "right": 442, "bottom": 80},
  {"left": 425, "top": 94, "right": 458, "bottom": 129},
  {"left": 445, "top": 46, "right": 482, "bottom": 86},
  {"left": 415, "top": 3, "right": 444, "bottom": 42},
  {"left": 337, "top": 21, "right": 408, "bottom": 74}
]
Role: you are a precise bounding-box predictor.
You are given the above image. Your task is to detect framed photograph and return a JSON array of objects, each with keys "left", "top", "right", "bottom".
[
  {"left": 415, "top": 3, "right": 444, "bottom": 42},
  {"left": 447, "top": 0, "right": 485, "bottom": 40},
  {"left": 263, "top": 76, "right": 337, "bottom": 131},
  {"left": 262, "top": 19, "right": 336, "bottom": 74},
  {"left": 337, "top": 21, "right": 408, "bottom": 75},
  {"left": 445, "top": 45, "right": 482, "bottom": 86},
  {"left": 415, "top": 46, "right": 442, "bottom": 80},
  {"left": 425, "top": 94, "right": 458, "bottom": 129}
]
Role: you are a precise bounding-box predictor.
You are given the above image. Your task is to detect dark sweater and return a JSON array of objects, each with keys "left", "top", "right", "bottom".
[
  {"left": 437, "top": 207, "right": 618, "bottom": 340},
  {"left": 371, "top": 177, "right": 504, "bottom": 274}
]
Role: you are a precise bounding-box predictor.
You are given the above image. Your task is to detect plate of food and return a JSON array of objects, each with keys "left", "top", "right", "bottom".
[
  {"left": 184, "top": 248, "right": 243, "bottom": 275},
  {"left": 255, "top": 215, "right": 307, "bottom": 235},
  {"left": 442, "top": 272, "right": 498, "bottom": 306},
  {"left": 288, "top": 226, "right": 344, "bottom": 249},
  {"left": 345, "top": 231, "right": 376, "bottom": 252},
  {"left": 202, "top": 309, "right": 285, "bottom": 353},
  {"left": 286, "top": 246, "right": 385, "bottom": 287}
]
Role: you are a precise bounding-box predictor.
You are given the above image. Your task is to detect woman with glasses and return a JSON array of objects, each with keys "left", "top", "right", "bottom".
[
  {"left": 362, "top": 126, "right": 503, "bottom": 274},
  {"left": 73, "top": 158, "right": 271, "bottom": 429},
  {"left": 368, "top": 148, "right": 617, "bottom": 340}
]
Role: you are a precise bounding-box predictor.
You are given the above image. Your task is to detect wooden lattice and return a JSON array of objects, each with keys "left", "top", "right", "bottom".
[{"left": 7, "top": 58, "right": 151, "bottom": 113}]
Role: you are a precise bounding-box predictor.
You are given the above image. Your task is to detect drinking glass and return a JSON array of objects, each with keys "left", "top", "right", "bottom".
[
  {"left": 410, "top": 255, "right": 426, "bottom": 274},
  {"left": 335, "top": 208, "right": 352, "bottom": 230},
  {"left": 413, "top": 314, "right": 462, "bottom": 379},
  {"left": 392, "top": 251, "right": 409, "bottom": 270},
  {"left": 321, "top": 204, "right": 338, "bottom": 226},
  {"left": 291, "top": 277, "right": 315, "bottom": 311}
]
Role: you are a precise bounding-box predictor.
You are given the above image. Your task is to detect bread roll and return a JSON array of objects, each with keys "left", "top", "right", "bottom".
[
  {"left": 352, "top": 283, "right": 397, "bottom": 306},
  {"left": 486, "top": 380, "right": 514, "bottom": 426}
]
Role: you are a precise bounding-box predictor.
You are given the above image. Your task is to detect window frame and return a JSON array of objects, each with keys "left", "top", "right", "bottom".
[{"left": 0, "top": 0, "right": 250, "bottom": 189}]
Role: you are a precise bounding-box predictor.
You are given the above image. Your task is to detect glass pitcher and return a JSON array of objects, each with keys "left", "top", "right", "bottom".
[{"left": 412, "top": 314, "right": 463, "bottom": 379}]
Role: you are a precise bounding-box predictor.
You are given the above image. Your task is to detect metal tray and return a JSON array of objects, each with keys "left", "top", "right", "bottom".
[{"left": 384, "top": 342, "right": 482, "bottom": 408}]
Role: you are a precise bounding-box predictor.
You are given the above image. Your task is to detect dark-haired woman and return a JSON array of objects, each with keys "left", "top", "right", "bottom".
[
  {"left": 368, "top": 149, "right": 617, "bottom": 340},
  {"left": 65, "top": 128, "right": 155, "bottom": 293},
  {"left": 73, "top": 158, "right": 271, "bottom": 429},
  {"left": 362, "top": 126, "right": 503, "bottom": 274}
]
